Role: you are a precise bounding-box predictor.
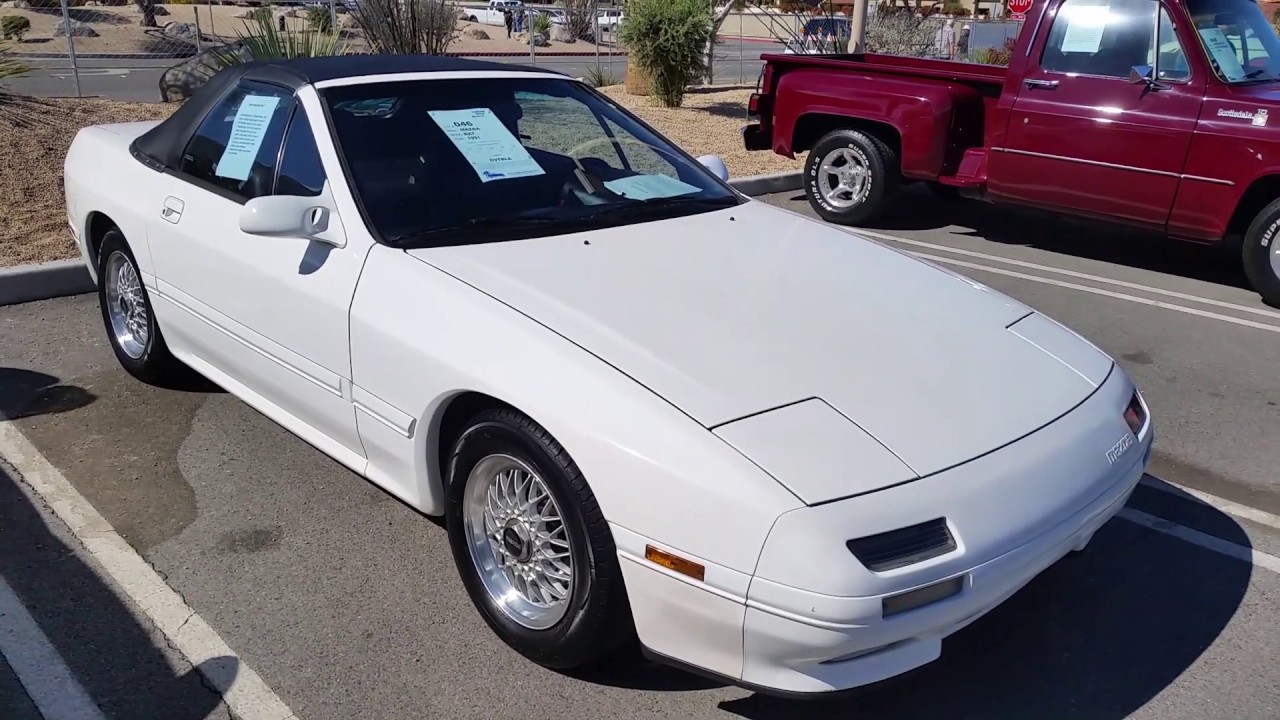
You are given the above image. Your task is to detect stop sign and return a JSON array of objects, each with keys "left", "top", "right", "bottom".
[{"left": 1008, "top": 0, "right": 1033, "bottom": 16}]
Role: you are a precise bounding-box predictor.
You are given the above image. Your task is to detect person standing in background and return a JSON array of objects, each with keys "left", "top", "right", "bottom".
[{"left": 503, "top": 8, "right": 513, "bottom": 38}]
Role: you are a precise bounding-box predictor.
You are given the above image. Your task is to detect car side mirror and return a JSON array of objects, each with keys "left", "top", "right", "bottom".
[
  {"left": 697, "top": 154, "right": 730, "bottom": 182},
  {"left": 239, "top": 190, "right": 346, "bottom": 248}
]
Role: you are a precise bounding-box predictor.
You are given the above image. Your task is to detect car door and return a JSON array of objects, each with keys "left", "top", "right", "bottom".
[
  {"left": 145, "top": 79, "right": 369, "bottom": 464},
  {"left": 989, "top": 0, "right": 1204, "bottom": 227}
]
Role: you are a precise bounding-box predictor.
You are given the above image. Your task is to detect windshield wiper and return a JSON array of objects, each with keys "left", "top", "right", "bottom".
[
  {"left": 388, "top": 214, "right": 569, "bottom": 246},
  {"left": 581, "top": 194, "right": 740, "bottom": 219},
  {"left": 1241, "top": 68, "right": 1279, "bottom": 81}
]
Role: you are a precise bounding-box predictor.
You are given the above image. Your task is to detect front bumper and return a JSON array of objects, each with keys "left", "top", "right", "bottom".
[{"left": 617, "top": 367, "right": 1154, "bottom": 696}]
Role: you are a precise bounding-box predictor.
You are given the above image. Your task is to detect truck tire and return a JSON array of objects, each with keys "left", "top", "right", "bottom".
[
  {"left": 1242, "top": 197, "right": 1280, "bottom": 308},
  {"left": 804, "top": 128, "right": 901, "bottom": 226}
]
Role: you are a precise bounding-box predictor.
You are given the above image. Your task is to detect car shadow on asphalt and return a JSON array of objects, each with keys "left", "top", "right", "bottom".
[
  {"left": 0, "top": 377, "right": 237, "bottom": 720},
  {"left": 709, "top": 475, "right": 1254, "bottom": 719},
  {"left": 784, "top": 184, "right": 1252, "bottom": 293}
]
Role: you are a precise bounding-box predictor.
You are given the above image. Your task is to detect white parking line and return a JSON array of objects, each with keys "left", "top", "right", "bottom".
[
  {"left": 1140, "top": 476, "right": 1280, "bottom": 531},
  {"left": 1119, "top": 508, "right": 1280, "bottom": 575},
  {"left": 853, "top": 228, "right": 1280, "bottom": 321},
  {"left": 0, "top": 422, "right": 298, "bottom": 720},
  {"left": 912, "top": 252, "right": 1280, "bottom": 335},
  {"left": 0, "top": 575, "right": 107, "bottom": 720}
]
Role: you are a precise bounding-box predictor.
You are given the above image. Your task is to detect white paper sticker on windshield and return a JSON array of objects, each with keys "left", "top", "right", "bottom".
[
  {"left": 603, "top": 173, "right": 701, "bottom": 200},
  {"left": 215, "top": 94, "right": 281, "bottom": 182},
  {"left": 428, "top": 108, "right": 545, "bottom": 183},
  {"left": 1199, "top": 27, "right": 1247, "bottom": 82},
  {"left": 1060, "top": 6, "right": 1108, "bottom": 54}
]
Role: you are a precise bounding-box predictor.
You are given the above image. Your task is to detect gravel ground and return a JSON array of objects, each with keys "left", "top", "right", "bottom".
[{"left": 0, "top": 84, "right": 798, "bottom": 267}]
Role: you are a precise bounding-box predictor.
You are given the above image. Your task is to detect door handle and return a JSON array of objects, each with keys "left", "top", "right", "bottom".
[
  {"left": 1024, "top": 79, "right": 1060, "bottom": 90},
  {"left": 161, "top": 196, "right": 185, "bottom": 224}
]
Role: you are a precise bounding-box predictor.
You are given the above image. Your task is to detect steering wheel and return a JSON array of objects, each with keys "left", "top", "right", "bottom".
[{"left": 564, "top": 135, "right": 684, "bottom": 171}]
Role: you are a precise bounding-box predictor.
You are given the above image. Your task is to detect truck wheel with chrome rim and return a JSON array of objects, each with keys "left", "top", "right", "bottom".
[
  {"left": 96, "top": 229, "right": 183, "bottom": 384},
  {"left": 445, "top": 408, "right": 635, "bottom": 669},
  {"left": 804, "top": 128, "right": 901, "bottom": 226},
  {"left": 1242, "top": 197, "right": 1280, "bottom": 308}
]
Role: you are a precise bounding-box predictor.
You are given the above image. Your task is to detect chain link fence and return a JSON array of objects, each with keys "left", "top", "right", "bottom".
[{"left": 0, "top": 2, "right": 1022, "bottom": 99}]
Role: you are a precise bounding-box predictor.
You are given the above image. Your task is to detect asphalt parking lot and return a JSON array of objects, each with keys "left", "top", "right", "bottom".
[{"left": 2, "top": 185, "right": 1279, "bottom": 719}]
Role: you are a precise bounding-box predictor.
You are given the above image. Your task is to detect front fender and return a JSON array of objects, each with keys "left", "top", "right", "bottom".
[{"left": 348, "top": 245, "right": 804, "bottom": 576}]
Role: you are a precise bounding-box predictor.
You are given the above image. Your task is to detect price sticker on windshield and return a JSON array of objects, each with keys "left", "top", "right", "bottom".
[{"left": 428, "top": 108, "right": 545, "bottom": 183}]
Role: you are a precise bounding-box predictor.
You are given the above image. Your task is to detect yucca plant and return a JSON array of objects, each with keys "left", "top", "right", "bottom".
[
  {"left": 584, "top": 64, "right": 615, "bottom": 87},
  {"left": 531, "top": 11, "right": 552, "bottom": 36},
  {"left": 208, "top": 8, "right": 344, "bottom": 70}
]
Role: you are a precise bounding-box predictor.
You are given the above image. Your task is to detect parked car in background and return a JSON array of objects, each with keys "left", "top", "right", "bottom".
[
  {"left": 461, "top": 0, "right": 525, "bottom": 25},
  {"left": 745, "top": 0, "right": 1280, "bottom": 307}
]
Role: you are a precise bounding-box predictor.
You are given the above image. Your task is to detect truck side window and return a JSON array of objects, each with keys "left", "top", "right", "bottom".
[{"left": 1041, "top": 0, "right": 1189, "bottom": 81}]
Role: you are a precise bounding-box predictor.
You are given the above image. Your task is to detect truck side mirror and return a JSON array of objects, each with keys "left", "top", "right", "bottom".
[{"left": 1128, "top": 64, "right": 1154, "bottom": 84}]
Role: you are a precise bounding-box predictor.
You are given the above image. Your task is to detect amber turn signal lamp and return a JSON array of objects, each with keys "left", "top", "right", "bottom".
[{"left": 645, "top": 545, "right": 705, "bottom": 582}]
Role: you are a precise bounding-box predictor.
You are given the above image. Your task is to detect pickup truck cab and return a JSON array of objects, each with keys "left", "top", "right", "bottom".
[{"left": 744, "top": 0, "right": 1280, "bottom": 306}]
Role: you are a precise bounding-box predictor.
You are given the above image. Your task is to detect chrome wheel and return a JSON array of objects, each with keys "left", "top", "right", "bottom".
[
  {"left": 1271, "top": 239, "right": 1280, "bottom": 279},
  {"left": 104, "top": 250, "right": 149, "bottom": 360},
  {"left": 463, "top": 453, "right": 573, "bottom": 630},
  {"left": 816, "top": 147, "right": 871, "bottom": 209}
]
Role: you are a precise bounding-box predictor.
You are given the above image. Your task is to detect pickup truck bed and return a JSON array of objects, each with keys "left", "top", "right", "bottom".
[{"left": 745, "top": 52, "right": 1006, "bottom": 187}]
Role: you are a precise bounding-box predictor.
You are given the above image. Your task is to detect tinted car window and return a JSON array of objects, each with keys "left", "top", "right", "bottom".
[
  {"left": 179, "top": 81, "right": 293, "bottom": 201},
  {"left": 320, "top": 77, "right": 740, "bottom": 247},
  {"left": 276, "top": 108, "right": 326, "bottom": 197}
]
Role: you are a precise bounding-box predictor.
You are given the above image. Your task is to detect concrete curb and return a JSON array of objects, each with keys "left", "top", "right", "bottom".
[
  {"left": 0, "top": 172, "right": 803, "bottom": 307},
  {"left": 0, "top": 259, "right": 94, "bottom": 308},
  {"left": 730, "top": 170, "right": 803, "bottom": 197}
]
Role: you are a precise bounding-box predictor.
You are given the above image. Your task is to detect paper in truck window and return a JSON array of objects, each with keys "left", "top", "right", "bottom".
[
  {"left": 1199, "top": 27, "right": 1247, "bottom": 81},
  {"left": 1059, "top": 5, "right": 1108, "bottom": 54},
  {"left": 603, "top": 173, "right": 701, "bottom": 200},
  {"left": 215, "top": 95, "right": 281, "bottom": 181},
  {"left": 428, "top": 108, "right": 545, "bottom": 183}
]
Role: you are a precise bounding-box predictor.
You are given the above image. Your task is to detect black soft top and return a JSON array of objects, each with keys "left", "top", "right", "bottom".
[{"left": 131, "top": 55, "right": 559, "bottom": 172}]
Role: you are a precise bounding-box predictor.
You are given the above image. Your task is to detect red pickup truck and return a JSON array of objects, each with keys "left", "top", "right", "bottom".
[{"left": 743, "top": 0, "right": 1280, "bottom": 306}]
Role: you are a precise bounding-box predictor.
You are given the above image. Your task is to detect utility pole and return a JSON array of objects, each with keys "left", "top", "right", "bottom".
[{"left": 849, "top": 0, "right": 868, "bottom": 52}]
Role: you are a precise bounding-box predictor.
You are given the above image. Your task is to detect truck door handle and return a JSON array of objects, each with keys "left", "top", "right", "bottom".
[{"left": 1024, "top": 79, "right": 1059, "bottom": 90}]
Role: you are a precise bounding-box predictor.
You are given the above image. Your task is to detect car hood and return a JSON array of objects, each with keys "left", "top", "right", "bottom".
[{"left": 408, "top": 200, "right": 1113, "bottom": 483}]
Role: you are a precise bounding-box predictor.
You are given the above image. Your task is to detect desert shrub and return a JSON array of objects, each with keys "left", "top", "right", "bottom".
[
  {"left": 618, "top": 0, "right": 711, "bottom": 107},
  {"left": 350, "top": 0, "right": 459, "bottom": 55},
  {"left": 1, "top": 15, "right": 31, "bottom": 41},
  {"left": 307, "top": 5, "right": 333, "bottom": 32},
  {"left": 209, "top": 6, "right": 343, "bottom": 70},
  {"left": 973, "top": 36, "right": 1016, "bottom": 65},
  {"left": 531, "top": 10, "right": 551, "bottom": 35},
  {"left": 864, "top": 11, "right": 934, "bottom": 56}
]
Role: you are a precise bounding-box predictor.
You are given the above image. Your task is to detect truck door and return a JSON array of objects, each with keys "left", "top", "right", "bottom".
[{"left": 989, "top": 0, "right": 1204, "bottom": 228}]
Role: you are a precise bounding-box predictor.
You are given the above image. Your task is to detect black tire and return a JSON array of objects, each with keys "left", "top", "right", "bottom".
[
  {"left": 804, "top": 128, "right": 901, "bottom": 226},
  {"left": 96, "top": 229, "right": 183, "bottom": 384},
  {"left": 1242, "top": 197, "right": 1280, "bottom": 308},
  {"left": 444, "top": 408, "right": 634, "bottom": 670}
]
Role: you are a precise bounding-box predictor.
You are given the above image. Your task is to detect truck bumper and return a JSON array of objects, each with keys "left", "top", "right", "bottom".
[{"left": 742, "top": 123, "right": 770, "bottom": 152}]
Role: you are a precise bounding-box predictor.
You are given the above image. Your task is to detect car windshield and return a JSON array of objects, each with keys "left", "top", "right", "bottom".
[
  {"left": 319, "top": 77, "right": 742, "bottom": 247},
  {"left": 1186, "top": 0, "right": 1280, "bottom": 83}
]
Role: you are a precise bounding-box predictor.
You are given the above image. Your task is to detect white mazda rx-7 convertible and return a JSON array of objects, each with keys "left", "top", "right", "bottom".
[{"left": 63, "top": 55, "right": 1154, "bottom": 697}]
